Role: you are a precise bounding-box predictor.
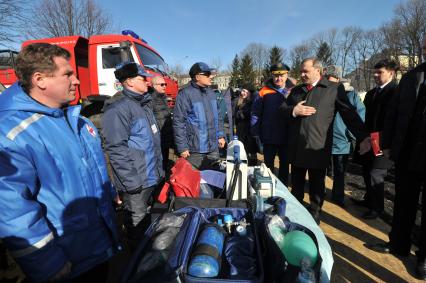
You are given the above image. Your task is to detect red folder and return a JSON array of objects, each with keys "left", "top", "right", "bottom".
[{"left": 370, "top": 132, "right": 383, "bottom": 156}]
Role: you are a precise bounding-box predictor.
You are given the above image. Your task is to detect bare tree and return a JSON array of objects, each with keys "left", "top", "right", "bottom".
[
  {"left": 289, "top": 41, "right": 313, "bottom": 79},
  {"left": 168, "top": 63, "right": 186, "bottom": 78},
  {"left": 381, "top": 20, "right": 405, "bottom": 68},
  {"left": 240, "top": 42, "right": 269, "bottom": 76},
  {"left": 24, "top": 0, "right": 113, "bottom": 38},
  {"left": 312, "top": 29, "right": 340, "bottom": 66},
  {"left": 350, "top": 29, "right": 384, "bottom": 90},
  {"left": 209, "top": 57, "right": 223, "bottom": 72},
  {"left": 0, "top": 0, "right": 26, "bottom": 46},
  {"left": 393, "top": 0, "right": 426, "bottom": 66},
  {"left": 337, "top": 26, "right": 362, "bottom": 76}
]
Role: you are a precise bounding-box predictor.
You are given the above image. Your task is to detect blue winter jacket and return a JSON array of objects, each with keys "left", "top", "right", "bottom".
[
  {"left": 332, "top": 88, "right": 366, "bottom": 154},
  {"left": 102, "top": 89, "right": 164, "bottom": 193},
  {"left": 0, "top": 83, "right": 120, "bottom": 283},
  {"left": 173, "top": 81, "right": 224, "bottom": 154}
]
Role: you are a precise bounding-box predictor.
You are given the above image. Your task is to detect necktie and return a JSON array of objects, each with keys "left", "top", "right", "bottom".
[
  {"left": 306, "top": 84, "right": 313, "bottom": 92},
  {"left": 373, "top": 87, "right": 380, "bottom": 99}
]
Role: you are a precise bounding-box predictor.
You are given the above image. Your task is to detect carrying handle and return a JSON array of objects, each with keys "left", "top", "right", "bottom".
[{"left": 226, "top": 163, "right": 242, "bottom": 207}]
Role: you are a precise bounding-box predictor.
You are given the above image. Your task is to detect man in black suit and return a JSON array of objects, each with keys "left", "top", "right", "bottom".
[
  {"left": 283, "top": 57, "right": 370, "bottom": 223},
  {"left": 352, "top": 59, "right": 398, "bottom": 219},
  {"left": 367, "top": 34, "right": 426, "bottom": 280}
]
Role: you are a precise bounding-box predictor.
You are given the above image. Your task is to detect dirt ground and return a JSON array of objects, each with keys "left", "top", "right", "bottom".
[
  {"left": 0, "top": 153, "right": 424, "bottom": 283},
  {"left": 294, "top": 160, "right": 424, "bottom": 283}
]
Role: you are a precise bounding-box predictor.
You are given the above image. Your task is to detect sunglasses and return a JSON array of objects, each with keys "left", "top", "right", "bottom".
[
  {"left": 156, "top": 83, "right": 167, "bottom": 87},
  {"left": 198, "top": 72, "right": 212, "bottom": 78}
]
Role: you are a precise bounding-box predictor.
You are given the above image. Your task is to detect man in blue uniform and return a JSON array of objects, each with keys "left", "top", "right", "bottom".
[{"left": 0, "top": 43, "right": 120, "bottom": 283}]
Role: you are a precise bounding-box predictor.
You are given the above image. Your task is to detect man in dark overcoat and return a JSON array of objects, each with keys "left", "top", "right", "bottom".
[
  {"left": 367, "top": 34, "right": 426, "bottom": 280},
  {"left": 282, "top": 57, "right": 370, "bottom": 223}
]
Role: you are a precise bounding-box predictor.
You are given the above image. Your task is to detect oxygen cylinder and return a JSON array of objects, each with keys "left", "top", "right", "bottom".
[{"left": 188, "top": 225, "right": 225, "bottom": 277}]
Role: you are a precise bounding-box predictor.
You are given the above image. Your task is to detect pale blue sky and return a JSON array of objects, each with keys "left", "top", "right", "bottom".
[{"left": 105, "top": 0, "right": 403, "bottom": 71}]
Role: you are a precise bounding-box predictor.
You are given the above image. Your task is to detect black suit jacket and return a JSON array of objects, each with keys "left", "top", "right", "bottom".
[
  {"left": 360, "top": 81, "right": 397, "bottom": 169},
  {"left": 282, "top": 78, "right": 368, "bottom": 169},
  {"left": 364, "top": 81, "right": 397, "bottom": 132}
]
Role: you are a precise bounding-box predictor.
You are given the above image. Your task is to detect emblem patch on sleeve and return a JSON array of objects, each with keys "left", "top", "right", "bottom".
[{"left": 86, "top": 124, "right": 97, "bottom": 138}]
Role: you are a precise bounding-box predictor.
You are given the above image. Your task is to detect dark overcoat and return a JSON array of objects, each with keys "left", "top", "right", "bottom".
[
  {"left": 283, "top": 78, "right": 368, "bottom": 169},
  {"left": 382, "top": 62, "right": 426, "bottom": 169}
]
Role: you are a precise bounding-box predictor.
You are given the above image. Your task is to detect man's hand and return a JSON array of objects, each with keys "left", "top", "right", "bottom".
[
  {"left": 114, "top": 195, "right": 122, "bottom": 206},
  {"left": 49, "top": 262, "right": 72, "bottom": 282},
  {"left": 180, "top": 150, "right": 190, "bottom": 158},
  {"left": 293, "top": 100, "right": 316, "bottom": 117},
  {"left": 359, "top": 137, "right": 371, "bottom": 155},
  {"left": 218, "top": 138, "right": 226, "bottom": 149}
]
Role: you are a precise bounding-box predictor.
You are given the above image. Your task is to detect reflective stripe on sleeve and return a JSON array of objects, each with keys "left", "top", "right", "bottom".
[
  {"left": 6, "top": 113, "right": 44, "bottom": 141},
  {"left": 10, "top": 232, "right": 54, "bottom": 258}
]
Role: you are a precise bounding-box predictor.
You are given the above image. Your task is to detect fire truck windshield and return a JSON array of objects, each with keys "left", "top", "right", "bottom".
[{"left": 135, "top": 44, "right": 168, "bottom": 75}]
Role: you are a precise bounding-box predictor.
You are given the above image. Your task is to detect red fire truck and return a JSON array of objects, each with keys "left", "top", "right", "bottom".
[{"left": 0, "top": 30, "right": 178, "bottom": 108}]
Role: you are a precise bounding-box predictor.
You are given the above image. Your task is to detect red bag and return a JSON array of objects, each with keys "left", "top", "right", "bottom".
[{"left": 157, "top": 158, "right": 201, "bottom": 203}]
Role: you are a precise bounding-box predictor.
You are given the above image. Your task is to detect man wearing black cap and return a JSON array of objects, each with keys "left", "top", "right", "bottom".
[
  {"left": 173, "top": 62, "right": 225, "bottom": 169},
  {"left": 102, "top": 62, "right": 164, "bottom": 246},
  {"left": 251, "top": 62, "right": 293, "bottom": 186}
]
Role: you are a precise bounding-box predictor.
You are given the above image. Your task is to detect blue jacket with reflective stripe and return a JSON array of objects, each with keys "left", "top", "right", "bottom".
[
  {"left": 102, "top": 89, "right": 164, "bottom": 192},
  {"left": 173, "top": 81, "right": 224, "bottom": 154},
  {"left": 0, "top": 83, "right": 119, "bottom": 283}
]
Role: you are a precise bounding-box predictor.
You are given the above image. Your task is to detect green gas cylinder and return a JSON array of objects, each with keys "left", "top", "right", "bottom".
[{"left": 281, "top": 230, "right": 318, "bottom": 267}]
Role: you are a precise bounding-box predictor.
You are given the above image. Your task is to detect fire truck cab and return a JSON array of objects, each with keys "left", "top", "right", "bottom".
[{"left": 0, "top": 30, "right": 178, "bottom": 106}]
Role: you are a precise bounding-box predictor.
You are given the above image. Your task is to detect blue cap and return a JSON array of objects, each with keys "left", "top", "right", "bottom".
[
  {"left": 189, "top": 62, "right": 216, "bottom": 78},
  {"left": 114, "top": 62, "right": 153, "bottom": 82}
]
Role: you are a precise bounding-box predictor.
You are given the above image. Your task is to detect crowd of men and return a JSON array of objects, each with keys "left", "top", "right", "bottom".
[{"left": 0, "top": 32, "right": 425, "bottom": 281}]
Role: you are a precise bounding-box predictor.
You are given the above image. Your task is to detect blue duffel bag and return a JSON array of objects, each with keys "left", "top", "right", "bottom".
[{"left": 122, "top": 206, "right": 264, "bottom": 283}]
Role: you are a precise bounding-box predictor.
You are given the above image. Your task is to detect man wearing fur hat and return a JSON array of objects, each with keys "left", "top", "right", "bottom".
[{"left": 102, "top": 62, "right": 164, "bottom": 246}]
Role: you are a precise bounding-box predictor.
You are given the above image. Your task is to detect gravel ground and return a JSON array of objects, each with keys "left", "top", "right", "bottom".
[{"left": 343, "top": 158, "right": 422, "bottom": 245}]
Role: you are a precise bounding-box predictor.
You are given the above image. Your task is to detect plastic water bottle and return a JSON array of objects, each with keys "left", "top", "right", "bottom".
[
  {"left": 267, "top": 215, "right": 286, "bottom": 251},
  {"left": 188, "top": 225, "right": 225, "bottom": 277},
  {"left": 233, "top": 135, "right": 240, "bottom": 164},
  {"left": 297, "top": 257, "right": 316, "bottom": 283}
]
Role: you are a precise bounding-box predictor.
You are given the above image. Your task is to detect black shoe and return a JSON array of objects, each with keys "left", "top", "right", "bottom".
[
  {"left": 416, "top": 260, "right": 426, "bottom": 280},
  {"left": 365, "top": 242, "right": 409, "bottom": 257},
  {"left": 362, "top": 210, "right": 380, "bottom": 220},
  {"left": 365, "top": 242, "right": 392, "bottom": 254},
  {"left": 350, "top": 197, "right": 368, "bottom": 207},
  {"left": 309, "top": 209, "right": 321, "bottom": 225}
]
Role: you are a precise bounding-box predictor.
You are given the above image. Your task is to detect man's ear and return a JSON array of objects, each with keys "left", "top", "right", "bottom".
[
  {"left": 32, "top": 72, "right": 48, "bottom": 90},
  {"left": 124, "top": 78, "right": 133, "bottom": 88}
]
